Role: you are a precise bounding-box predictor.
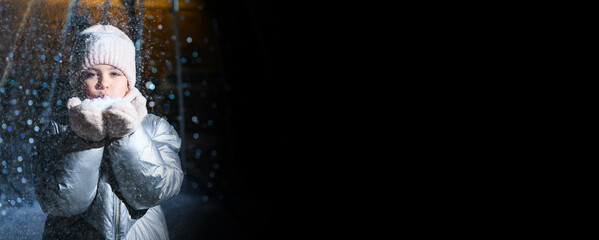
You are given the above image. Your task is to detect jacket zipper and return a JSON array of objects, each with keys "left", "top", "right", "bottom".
[{"left": 113, "top": 193, "right": 120, "bottom": 240}]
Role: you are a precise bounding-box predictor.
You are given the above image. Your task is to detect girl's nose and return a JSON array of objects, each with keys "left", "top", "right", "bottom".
[{"left": 98, "top": 74, "right": 110, "bottom": 89}]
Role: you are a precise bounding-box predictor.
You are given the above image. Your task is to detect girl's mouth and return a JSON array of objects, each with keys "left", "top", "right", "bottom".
[{"left": 99, "top": 93, "right": 105, "bottom": 99}]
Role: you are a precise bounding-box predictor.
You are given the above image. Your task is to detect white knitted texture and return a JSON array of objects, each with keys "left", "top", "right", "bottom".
[{"left": 70, "top": 25, "right": 136, "bottom": 96}]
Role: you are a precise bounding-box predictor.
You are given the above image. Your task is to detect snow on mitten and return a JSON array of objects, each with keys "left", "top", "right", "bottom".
[
  {"left": 104, "top": 88, "right": 147, "bottom": 138},
  {"left": 67, "top": 97, "right": 106, "bottom": 141}
]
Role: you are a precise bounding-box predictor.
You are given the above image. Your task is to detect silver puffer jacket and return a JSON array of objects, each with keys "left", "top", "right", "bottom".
[{"left": 34, "top": 114, "right": 184, "bottom": 240}]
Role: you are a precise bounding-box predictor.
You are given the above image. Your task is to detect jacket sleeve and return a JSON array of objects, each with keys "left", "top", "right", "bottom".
[
  {"left": 34, "top": 121, "right": 103, "bottom": 216},
  {"left": 106, "top": 115, "right": 184, "bottom": 210}
]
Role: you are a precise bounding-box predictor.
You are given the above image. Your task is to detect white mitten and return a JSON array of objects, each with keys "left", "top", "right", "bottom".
[
  {"left": 103, "top": 88, "right": 148, "bottom": 138},
  {"left": 122, "top": 88, "right": 148, "bottom": 120},
  {"left": 67, "top": 97, "right": 106, "bottom": 141}
]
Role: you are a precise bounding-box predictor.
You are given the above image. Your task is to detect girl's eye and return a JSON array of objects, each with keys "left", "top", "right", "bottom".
[
  {"left": 83, "top": 73, "right": 96, "bottom": 79},
  {"left": 110, "top": 71, "right": 122, "bottom": 76}
]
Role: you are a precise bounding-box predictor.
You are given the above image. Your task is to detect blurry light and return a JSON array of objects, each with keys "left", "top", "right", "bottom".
[
  {"left": 28, "top": 100, "right": 33, "bottom": 106},
  {"left": 57, "top": 100, "right": 62, "bottom": 105},
  {"left": 17, "top": 156, "right": 23, "bottom": 161},
  {"left": 193, "top": 133, "right": 199, "bottom": 139},
  {"left": 21, "top": 178, "right": 27, "bottom": 183},
  {"left": 17, "top": 167, "right": 22, "bottom": 172},
  {"left": 158, "top": 24, "right": 163, "bottom": 30},
  {"left": 27, "top": 119, "right": 32, "bottom": 125},
  {"left": 187, "top": 37, "right": 192, "bottom": 43},
  {"left": 191, "top": 116, "right": 198, "bottom": 123},
  {"left": 181, "top": 58, "right": 187, "bottom": 63},
  {"left": 29, "top": 138, "right": 34, "bottom": 144},
  {"left": 184, "top": 90, "right": 190, "bottom": 96},
  {"left": 149, "top": 101, "right": 155, "bottom": 107},
  {"left": 41, "top": 55, "right": 46, "bottom": 60},
  {"left": 34, "top": 126, "right": 40, "bottom": 132},
  {"left": 152, "top": 67, "right": 157, "bottom": 73},
  {"left": 146, "top": 81, "right": 156, "bottom": 90},
  {"left": 169, "top": 94, "right": 175, "bottom": 100},
  {"left": 207, "top": 120, "right": 213, "bottom": 126},
  {"left": 192, "top": 52, "right": 198, "bottom": 57}
]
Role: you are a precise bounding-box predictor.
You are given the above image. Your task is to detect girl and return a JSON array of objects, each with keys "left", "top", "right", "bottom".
[{"left": 34, "top": 24, "right": 184, "bottom": 240}]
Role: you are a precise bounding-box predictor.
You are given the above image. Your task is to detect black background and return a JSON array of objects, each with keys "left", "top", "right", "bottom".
[{"left": 200, "top": 1, "right": 311, "bottom": 239}]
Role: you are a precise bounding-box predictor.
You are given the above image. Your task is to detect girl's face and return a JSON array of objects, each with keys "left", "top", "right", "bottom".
[{"left": 82, "top": 64, "right": 129, "bottom": 99}]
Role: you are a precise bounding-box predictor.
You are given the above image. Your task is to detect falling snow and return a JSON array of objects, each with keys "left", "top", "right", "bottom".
[{"left": 1, "top": 0, "right": 232, "bottom": 239}]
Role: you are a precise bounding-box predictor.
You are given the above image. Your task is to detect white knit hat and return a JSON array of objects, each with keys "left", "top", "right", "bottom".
[{"left": 70, "top": 24, "right": 136, "bottom": 96}]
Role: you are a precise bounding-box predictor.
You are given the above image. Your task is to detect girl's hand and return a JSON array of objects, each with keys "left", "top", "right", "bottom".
[
  {"left": 103, "top": 88, "right": 147, "bottom": 138},
  {"left": 67, "top": 97, "right": 106, "bottom": 141}
]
